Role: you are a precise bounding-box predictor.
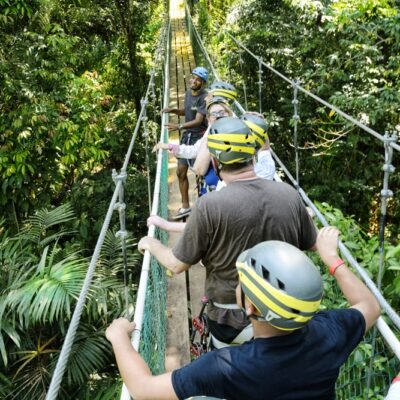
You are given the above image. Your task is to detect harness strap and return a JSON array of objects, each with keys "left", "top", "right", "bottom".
[
  {"left": 210, "top": 324, "right": 253, "bottom": 349},
  {"left": 212, "top": 301, "right": 240, "bottom": 310}
]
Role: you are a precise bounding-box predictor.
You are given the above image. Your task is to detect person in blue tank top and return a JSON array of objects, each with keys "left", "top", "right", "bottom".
[{"left": 106, "top": 227, "right": 380, "bottom": 400}]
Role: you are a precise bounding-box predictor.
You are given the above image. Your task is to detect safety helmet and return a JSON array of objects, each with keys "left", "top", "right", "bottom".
[
  {"left": 241, "top": 113, "right": 269, "bottom": 149},
  {"left": 208, "top": 117, "right": 255, "bottom": 164},
  {"left": 209, "top": 81, "right": 238, "bottom": 102},
  {"left": 236, "top": 241, "right": 323, "bottom": 331},
  {"left": 192, "top": 67, "right": 209, "bottom": 82},
  {"left": 206, "top": 95, "right": 230, "bottom": 110}
]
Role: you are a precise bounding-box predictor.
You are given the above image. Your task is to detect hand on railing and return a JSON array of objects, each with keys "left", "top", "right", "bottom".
[
  {"left": 152, "top": 142, "right": 169, "bottom": 152},
  {"left": 106, "top": 318, "right": 135, "bottom": 342},
  {"left": 147, "top": 215, "right": 170, "bottom": 230}
]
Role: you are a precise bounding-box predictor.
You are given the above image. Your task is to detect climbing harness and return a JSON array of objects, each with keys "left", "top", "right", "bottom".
[
  {"left": 189, "top": 297, "right": 254, "bottom": 356},
  {"left": 190, "top": 296, "right": 210, "bottom": 358}
]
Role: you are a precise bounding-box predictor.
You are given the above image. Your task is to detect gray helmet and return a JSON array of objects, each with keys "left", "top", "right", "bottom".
[
  {"left": 209, "top": 81, "right": 238, "bottom": 102},
  {"left": 208, "top": 117, "right": 255, "bottom": 164},
  {"left": 236, "top": 241, "right": 323, "bottom": 331},
  {"left": 241, "top": 113, "right": 269, "bottom": 149},
  {"left": 206, "top": 95, "right": 230, "bottom": 110}
]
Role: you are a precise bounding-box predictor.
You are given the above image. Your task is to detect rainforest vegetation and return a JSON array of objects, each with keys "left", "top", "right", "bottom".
[{"left": 0, "top": 0, "right": 399, "bottom": 398}]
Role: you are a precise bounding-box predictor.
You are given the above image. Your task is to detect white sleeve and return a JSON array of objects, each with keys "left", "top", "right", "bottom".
[
  {"left": 254, "top": 149, "right": 276, "bottom": 180},
  {"left": 216, "top": 180, "right": 226, "bottom": 191},
  {"left": 385, "top": 382, "right": 400, "bottom": 400},
  {"left": 176, "top": 136, "right": 204, "bottom": 159}
]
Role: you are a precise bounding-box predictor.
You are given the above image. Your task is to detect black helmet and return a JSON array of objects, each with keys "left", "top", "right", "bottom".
[
  {"left": 236, "top": 241, "right": 323, "bottom": 331},
  {"left": 208, "top": 117, "right": 255, "bottom": 164},
  {"left": 209, "top": 81, "right": 238, "bottom": 102},
  {"left": 241, "top": 113, "right": 269, "bottom": 149}
]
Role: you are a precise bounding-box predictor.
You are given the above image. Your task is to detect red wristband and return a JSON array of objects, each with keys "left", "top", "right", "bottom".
[
  {"left": 329, "top": 258, "right": 345, "bottom": 276},
  {"left": 392, "top": 376, "right": 400, "bottom": 384}
]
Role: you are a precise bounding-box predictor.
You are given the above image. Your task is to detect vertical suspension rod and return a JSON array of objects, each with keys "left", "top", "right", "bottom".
[
  {"left": 112, "top": 170, "right": 130, "bottom": 314},
  {"left": 292, "top": 79, "right": 300, "bottom": 187},
  {"left": 257, "top": 57, "right": 263, "bottom": 114}
]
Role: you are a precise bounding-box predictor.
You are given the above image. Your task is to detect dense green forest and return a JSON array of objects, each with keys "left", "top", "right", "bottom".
[
  {"left": 0, "top": 0, "right": 164, "bottom": 398},
  {"left": 192, "top": 0, "right": 400, "bottom": 237},
  {"left": 0, "top": 0, "right": 399, "bottom": 398}
]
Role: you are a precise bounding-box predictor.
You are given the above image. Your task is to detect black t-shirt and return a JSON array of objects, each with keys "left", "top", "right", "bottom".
[
  {"left": 184, "top": 89, "right": 208, "bottom": 135},
  {"left": 172, "top": 308, "right": 366, "bottom": 400}
]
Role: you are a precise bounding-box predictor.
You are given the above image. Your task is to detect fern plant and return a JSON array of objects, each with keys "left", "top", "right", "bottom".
[{"left": 0, "top": 204, "right": 140, "bottom": 399}]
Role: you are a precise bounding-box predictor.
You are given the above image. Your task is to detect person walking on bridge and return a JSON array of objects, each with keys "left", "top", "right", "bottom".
[
  {"left": 139, "top": 117, "right": 317, "bottom": 346},
  {"left": 107, "top": 227, "right": 380, "bottom": 400},
  {"left": 162, "top": 66, "right": 209, "bottom": 219}
]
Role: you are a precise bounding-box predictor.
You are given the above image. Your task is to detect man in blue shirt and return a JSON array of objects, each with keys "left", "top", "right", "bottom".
[{"left": 106, "top": 227, "right": 380, "bottom": 400}]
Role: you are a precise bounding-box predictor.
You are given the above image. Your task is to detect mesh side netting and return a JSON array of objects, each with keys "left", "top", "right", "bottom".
[{"left": 138, "top": 146, "right": 169, "bottom": 374}]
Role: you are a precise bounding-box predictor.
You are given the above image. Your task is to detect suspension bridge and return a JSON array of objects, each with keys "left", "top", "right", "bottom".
[{"left": 45, "top": 1, "right": 399, "bottom": 399}]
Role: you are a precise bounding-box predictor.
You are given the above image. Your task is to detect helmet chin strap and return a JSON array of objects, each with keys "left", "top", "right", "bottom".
[
  {"left": 240, "top": 286, "right": 268, "bottom": 322},
  {"left": 211, "top": 157, "right": 222, "bottom": 180}
]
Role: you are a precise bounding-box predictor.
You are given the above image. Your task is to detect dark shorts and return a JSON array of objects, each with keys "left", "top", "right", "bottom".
[{"left": 177, "top": 131, "right": 203, "bottom": 166}]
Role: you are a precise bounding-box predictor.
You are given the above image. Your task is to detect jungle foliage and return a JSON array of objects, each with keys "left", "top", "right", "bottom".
[
  {"left": 0, "top": 0, "right": 165, "bottom": 397},
  {"left": 1, "top": 0, "right": 400, "bottom": 397},
  {"left": 194, "top": 0, "right": 400, "bottom": 239}
]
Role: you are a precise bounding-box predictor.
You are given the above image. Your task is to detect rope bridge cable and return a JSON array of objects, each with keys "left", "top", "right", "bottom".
[
  {"left": 45, "top": 19, "right": 170, "bottom": 400},
  {"left": 270, "top": 148, "right": 400, "bottom": 330},
  {"left": 221, "top": 28, "right": 400, "bottom": 153},
  {"left": 119, "top": 18, "right": 171, "bottom": 400},
  {"left": 213, "top": 26, "right": 400, "bottom": 321}
]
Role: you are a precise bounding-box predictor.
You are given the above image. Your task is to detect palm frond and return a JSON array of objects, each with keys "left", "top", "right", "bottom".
[
  {"left": 0, "top": 319, "right": 21, "bottom": 366},
  {"left": 0, "top": 372, "right": 12, "bottom": 399},
  {"left": 19, "top": 203, "right": 76, "bottom": 245},
  {"left": 4, "top": 249, "right": 88, "bottom": 326},
  {"left": 52, "top": 324, "right": 112, "bottom": 387}
]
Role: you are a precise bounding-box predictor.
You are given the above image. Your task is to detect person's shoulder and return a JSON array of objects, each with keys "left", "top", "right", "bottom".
[
  {"left": 312, "top": 309, "right": 365, "bottom": 328},
  {"left": 247, "top": 177, "right": 292, "bottom": 191}
]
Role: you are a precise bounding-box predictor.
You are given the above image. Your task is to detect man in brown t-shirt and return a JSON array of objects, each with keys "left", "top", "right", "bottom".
[{"left": 138, "top": 117, "right": 317, "bottom": 344}]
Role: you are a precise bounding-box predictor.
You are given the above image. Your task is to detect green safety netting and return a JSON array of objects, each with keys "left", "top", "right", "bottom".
[{"left": 139, "top": 140, "right": 170, "bottom": 374}]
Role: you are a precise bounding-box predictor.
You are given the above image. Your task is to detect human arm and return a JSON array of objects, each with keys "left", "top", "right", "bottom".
[
  {"left": 316, "top": 226, "right": 381, "bottom": 332},
  {"left": 161, "top": 107, "right": 185, "bottom": 116},
  {"left": 192, "top": 131, "right": 212, "bottom": 176},
  {"left": 147, "top": 215, "right": 186, "bottom": 233},
  {"left": 138, "top": 236, "right": 190, "bottom": 274},
  {"left": 165, "top": 112, "right": 206, "bottom": 133},
  {"left": 254, "top": 149, "right": 275, "bottom": 181},
  {"left": 106, "top": 318, "right": 178, "bottom": 400}
]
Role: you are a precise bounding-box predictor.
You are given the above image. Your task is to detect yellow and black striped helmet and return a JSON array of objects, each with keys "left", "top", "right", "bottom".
[
  {"left": 208, "top": 117, "right": 255, "bottom": 164},
  {"left": 209, "top": 81, "right": 238, "bottom": 102},
  {"left": 236, "top": 241, "right": 323, "bottom": 331},
  {"left": 241, "top": 113, "right": 269, "bottom": 149}
]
